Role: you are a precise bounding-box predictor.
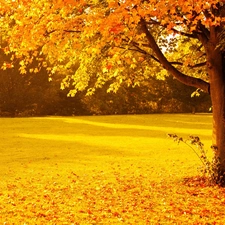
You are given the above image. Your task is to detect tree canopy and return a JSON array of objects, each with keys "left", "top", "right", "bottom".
[{"left": 1, "top": 0, "right": 222, "bottom": 95}]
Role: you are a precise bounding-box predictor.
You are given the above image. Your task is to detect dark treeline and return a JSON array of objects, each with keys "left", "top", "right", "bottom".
[
  {"left": 0, "top": 51, "right": 211, "bottom": 117},
  {"left": 0, "top": 71, "right": 211, "bottom": 117}
]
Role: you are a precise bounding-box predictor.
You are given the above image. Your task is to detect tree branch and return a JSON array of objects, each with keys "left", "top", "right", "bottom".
[
  {"left": 44, "top": 29, "right": 81, "bottom": 37},
  {"left": 130, "top": 40, "right": 207, "bottom": 68},
  {"left": 169, "top": 61, "right": 207, "bottom": 68},
  {"left": 140, "top": 18, "right": 210, "bottom": 93},
  {"left": 63, "top": 29, "right": 81, "bottom": 33},
  {"left": 121, "top": 39, "right": 207, "bottom": 69},
  {"left": 148, "top": 19, "right": 198, "bottom": 39},
  {"left": 196, "top": 22, "right": 210, "bottom": 46}
]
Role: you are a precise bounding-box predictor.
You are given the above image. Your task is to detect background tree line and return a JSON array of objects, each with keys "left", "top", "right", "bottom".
[{"left": 0, "top": 50, "right": 211, "bottom": 117}]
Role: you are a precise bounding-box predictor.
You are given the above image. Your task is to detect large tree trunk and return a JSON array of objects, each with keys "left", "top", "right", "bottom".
[
  {"left": 206, "top": 31, "right": 225, "bottom": 184},
  {"left": 141, "top": 18, "right": 225, "bottom": 184}
]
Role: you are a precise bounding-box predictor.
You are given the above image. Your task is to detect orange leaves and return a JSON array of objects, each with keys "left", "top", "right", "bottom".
[
  {"left": 1, "top": 62, "right": 13, "bottom": 70},
  {"left": 106, "top": 64, "right": 113, "bottom": 70},
  {"left": 109, "top": 23, "right": 124, "bottom": 35},
  {"left": 0, "top": 0, "right": 222, "bottom": 96},
  {"left": 107, "top": 0, "right": 118, "bottom": 9},
  {"left": 56, "top": 0, "right": 76, "bottom": 7},
  {"left": 2, "top": 165, "right": 225, "bottom": 223},
  {"left": 102, "top": 63, "right": 113, "bottom": 73}
]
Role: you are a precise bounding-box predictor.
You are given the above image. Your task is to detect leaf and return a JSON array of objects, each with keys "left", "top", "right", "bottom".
[
  {"left": 102, "top": 67, "right": 108, "bottom": 73},
  {"left": 130, "top": 64, "right": 136, "bottom": 69}
]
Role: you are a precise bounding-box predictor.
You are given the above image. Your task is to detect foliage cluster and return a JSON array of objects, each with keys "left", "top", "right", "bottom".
[
  {"left": 0, "top": 0, "right": 217, "bottom": 94},
  {"left": 0, "top": 49, "right": 211, "bottom": 116}
]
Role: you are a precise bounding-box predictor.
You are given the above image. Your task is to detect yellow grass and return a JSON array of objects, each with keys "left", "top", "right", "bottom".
[{"left": 2, "top": 113, "right": 224, "bottom": 224}]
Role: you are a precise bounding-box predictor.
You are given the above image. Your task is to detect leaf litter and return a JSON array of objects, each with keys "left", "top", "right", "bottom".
[{"left": 1, "top": 164, "right": 225, "bottom": 224}]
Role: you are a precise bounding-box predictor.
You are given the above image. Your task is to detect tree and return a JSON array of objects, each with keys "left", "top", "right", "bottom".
[
  {"left": 81, "top": 76, "right": 211, "bottom": 115},
  {"left": 0, "top": 0, "right": 225, "bottom": 183}
]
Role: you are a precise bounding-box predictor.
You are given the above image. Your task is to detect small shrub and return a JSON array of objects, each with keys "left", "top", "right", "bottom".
[{"left": 168, "top": 134, "right": 219, "bottom": 185}]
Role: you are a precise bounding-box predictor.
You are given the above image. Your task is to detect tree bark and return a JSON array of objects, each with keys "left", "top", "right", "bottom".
[{"left": 205, "top": 28, "right": 225, "bottom": 184}]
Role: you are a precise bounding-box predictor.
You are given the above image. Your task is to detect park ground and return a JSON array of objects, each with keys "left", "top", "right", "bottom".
[{"left": 1, "top": 114, "right": 225, "bottom": 224}]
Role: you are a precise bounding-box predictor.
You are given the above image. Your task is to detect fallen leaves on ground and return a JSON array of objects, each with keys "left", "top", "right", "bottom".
[{"left": 1, "top": 166, "right": 225, "bottom": 224}]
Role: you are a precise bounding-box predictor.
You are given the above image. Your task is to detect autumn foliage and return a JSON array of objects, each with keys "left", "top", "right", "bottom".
[{"left": 1, "top": 0, "right": 221, "bottom": 94}]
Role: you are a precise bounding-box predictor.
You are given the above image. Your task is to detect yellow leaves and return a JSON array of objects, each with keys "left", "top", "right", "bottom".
[
  {"left": 51, "top": 66, "right": 58, "bottom": 74},
  {"left": 130, "top": 64, "right": 137, "bottom": 69},
  {"left": 3, "top": 47, "right": 11, "bottom": 55},
  {"left": 46, "top": 67, "right": 52, "bottom": 72},
  {"left": 0, "top": 0, "right": 219, "bottom": 97},
  {"left": 117, "top": 60, "right": 122, "bottom": 65},
  {"left": 19, "top": 66, "right": 27, "bottom": 74},
  {"left": 19, "top": 60, "right": 25, "bottom": 67},
  {"left": 113, "top": 68, "right": 119, "bottom": 77},
  {"left": 34, "top": 68, "right": 40, "bottom": 73},
  {"left": 161, "top": 18, "right": 169, "bottom": 26},
  {"left": 57, "top": 0, "right": 76, "bottom": 6},
  {"left": 1, "top": 62, "right": 14, "bottom": 70},
  {"left": 107, "top": 82, "right": 120, "bottom": 93},
  {"left": 91, "top": 48, "right": 101, "bottom": 55},
  {"left": 136, "top": 33, "right": 146, "bottom": 41},
  {"left": 102, "top": 67, "right": 108, "bottom": 73},
  {"left": 1, "top": 64, "right": 7, "bottom": 71},
  {"left": 33, "top": 51, "right": 39, "bottom": 57},
  {"left": 86, "top": 46, "right": 101, "bottom": 56}
]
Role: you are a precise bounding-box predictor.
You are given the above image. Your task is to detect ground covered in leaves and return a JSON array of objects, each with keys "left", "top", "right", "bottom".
[
  {"left": 1, "top": 114, "right": 224, "bottom": 224},
  {"left": 1, "top": 166, "right": 225, "bottom": 224}
]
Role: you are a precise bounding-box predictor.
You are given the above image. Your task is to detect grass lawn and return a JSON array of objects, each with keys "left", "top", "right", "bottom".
[{"left": 1, "top": 113, "right": 225, "bottom": 224}]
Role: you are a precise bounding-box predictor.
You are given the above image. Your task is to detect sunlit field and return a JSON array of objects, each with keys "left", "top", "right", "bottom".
[{"left": 1, "top": 113, "right": 225, "bottom": 224}]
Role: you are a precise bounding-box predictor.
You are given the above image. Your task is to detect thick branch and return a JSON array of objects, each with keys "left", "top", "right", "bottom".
[
  {"left": 131, "top": 40, "right": 206, "bottom": 68},
  {"left": 196, "top": 22, "right": 210, "bottom": 46},
  {"left": 169, "top": 61, "right": 207, "bottom": 68},
  {"left": 122, "top": 39, "right": 207, "bottom": 68},
  {"left": 140, "top": 18, "right": 210, "bottom": 93}
]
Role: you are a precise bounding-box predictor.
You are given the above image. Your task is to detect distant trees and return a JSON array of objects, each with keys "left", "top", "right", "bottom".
[
  {"left": 82, "top": 75, "right": 211, "bottom": 115},
  {"left": 0, "top": 51, "right": 211, "bottom": 116},
  {"left": 0, "top": 49, "right": 52, "bottom": 116}
]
